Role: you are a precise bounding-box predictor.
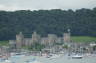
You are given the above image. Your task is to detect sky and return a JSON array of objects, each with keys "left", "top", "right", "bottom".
[{"left": 0, "top": 0, "right": 96, "bottom": 11}]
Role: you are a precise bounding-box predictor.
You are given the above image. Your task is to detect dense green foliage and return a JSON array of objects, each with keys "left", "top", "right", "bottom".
[{"left": 0, "top": 8, "right": 96, "bottom": 40}]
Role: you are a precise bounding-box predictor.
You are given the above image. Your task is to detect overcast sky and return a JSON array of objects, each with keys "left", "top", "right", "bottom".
[{"left": 0, "top": 0, "right": 96, "bottom": 11}]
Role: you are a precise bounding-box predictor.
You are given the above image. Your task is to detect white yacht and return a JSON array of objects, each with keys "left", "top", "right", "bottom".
[{"left": 71, "top": 54, "right": 83, "bottom": 59}]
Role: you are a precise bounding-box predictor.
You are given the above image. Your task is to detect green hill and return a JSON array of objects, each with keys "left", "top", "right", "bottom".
[
  {"left": 0, "top": 8, "right": 96, "bottom": 40},
  {"left": 71, "top": 36, "right": 96, "bottom": 42}
]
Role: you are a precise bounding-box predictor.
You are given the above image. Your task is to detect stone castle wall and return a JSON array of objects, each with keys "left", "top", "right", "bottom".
[{"left": 9, "top": 31, "right": 71, "bottom": 48}]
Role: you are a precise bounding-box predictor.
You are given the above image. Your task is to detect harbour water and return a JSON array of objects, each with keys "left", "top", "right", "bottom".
[
  {"left": 0, "top": 54, "right": 96, "bottom": 63},
  {"left": 36, "top": 55, "right": 96, "bottom": 63}
]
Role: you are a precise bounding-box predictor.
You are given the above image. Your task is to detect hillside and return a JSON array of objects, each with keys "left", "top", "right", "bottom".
[{"left": 0, "top": 8, "right": 96, "bottom": 40}]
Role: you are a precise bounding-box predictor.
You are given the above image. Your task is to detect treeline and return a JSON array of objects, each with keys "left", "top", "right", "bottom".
[{"left": 0, "top": 8, "right": 96, "bottom": 40}]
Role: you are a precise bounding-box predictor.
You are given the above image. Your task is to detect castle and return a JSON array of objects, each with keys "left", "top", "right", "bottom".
[
  {"left": 8, "top": 30, "right": 96, "bottom": 54},
  {"left": 9, "top": 31, "right": 71, "bottom": 50}
]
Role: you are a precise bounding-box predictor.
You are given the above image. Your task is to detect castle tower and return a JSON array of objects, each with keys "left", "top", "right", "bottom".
[
  {"left": 63, "top": 29, "right": 71, "bottom": 43},
  {"left": 32, "top": 31, "right": 41, "bottom": 44},
  {"left": 16, "top": 32, "right": 24, "bottom": 49}
]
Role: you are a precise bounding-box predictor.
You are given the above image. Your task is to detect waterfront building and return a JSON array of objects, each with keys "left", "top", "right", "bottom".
[{"left": 89, "top": 42, "right": 96, "bottom": 53}]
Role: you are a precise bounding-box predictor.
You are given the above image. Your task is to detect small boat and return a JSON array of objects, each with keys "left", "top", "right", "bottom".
[
  {"left": 72, "top": 54, "right": 83, "bottom": 59},
  {"left": 46, "top": 54, "right": 60, "bottom": 59},
  {"left": 50, "top": 54, "right": 60, "bottom": 59},
  {"left": 4, "top": 59, "right": 11, "bottom": 63}
]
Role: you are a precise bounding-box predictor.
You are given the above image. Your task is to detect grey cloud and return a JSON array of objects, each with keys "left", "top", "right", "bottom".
[{"left": 0, "top": 0, "right": 96, "bottom": 11}]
